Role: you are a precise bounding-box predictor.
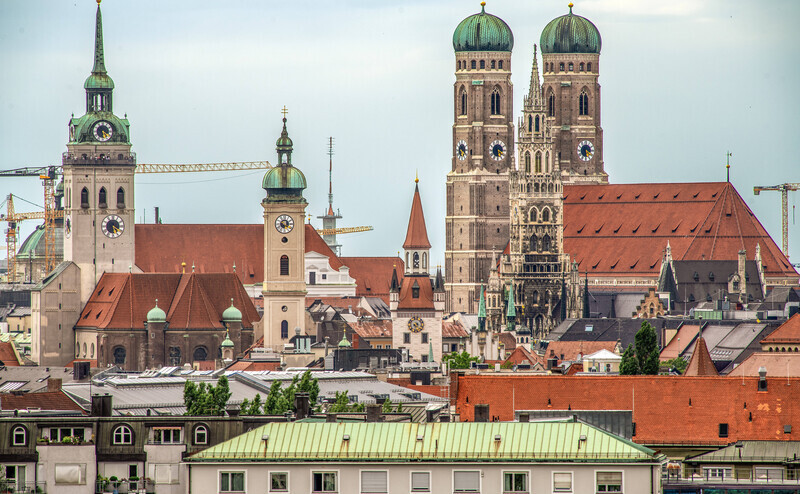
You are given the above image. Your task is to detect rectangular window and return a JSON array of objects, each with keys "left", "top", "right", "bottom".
[
  {"left": 54, "top": 464, "right": 86, "bottom": 485},
  {"left": 270, "top": 472, "right": 288, "bottom": 492},
  {"left": 5, "top": 466, "right": 26, "bottom": 491},
  {"left": 703, "top": 467, "right": 731, "bottom": 480},
  {"left": 49, "top": 427, "right": 85, "bottom": 442},
  {"left": 411, "top": 472, "right": 430, "bottom": 492},
  {"left": 421, "top": 333, "right": 429, "bottom": 344},
  {"left": 553, "top": 472, "right": 572, "bottom": 492},
  {"left": 454, "top": 471, "right": 480, "bottom": 492},
  {"left": 596, "top": 471, "right": 622, "bottom": 493},
  {"left": 153, "top": 427, "right": 182, "bottom": 444},
  {"left": 503, "top": 472, "right": 528, "bottom": 493},
  {"left": 361, "top": 471, "right": 387, "bottom": 493},
  {"left": 403, "top": 333, "right": 411, "bottom": 344},
  {"left": 719, "top": 423, "right": 729, "bottom": 437},
  {"left": 755, "top": 467, "right": 784, "bottom": 482},
  {"left": 312, "top": 472, "right": 337, "bottom": 493},
  {"left": 220, "top": 472, "right": 245, "bottom": 492},
  {"left": 153, "top": 464, "right": 179, "bottom": 485}
]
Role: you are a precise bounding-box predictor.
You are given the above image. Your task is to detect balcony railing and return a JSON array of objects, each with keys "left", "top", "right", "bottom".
[
  {"left": 95, "top": 479, "right": 154, "bottom": 494},
  {"left": 664, "top": 470, "right": 800, "bottom": 486},
  {"left": 0, "top": 481, "right": 47, "bottom": 493}
]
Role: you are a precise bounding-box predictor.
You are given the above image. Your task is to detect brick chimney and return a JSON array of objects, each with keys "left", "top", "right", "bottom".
[{"left": 47, "top": 378, "right": 62, "bottom": 392}]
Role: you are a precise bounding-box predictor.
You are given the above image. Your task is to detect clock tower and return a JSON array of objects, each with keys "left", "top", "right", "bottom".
[
  {"left": 62, "top": 0, "right": 136, "bottom": 304},
  {"left": 261, "top": 114, "right": 308, "bottom": 348},
  {"left": 445, "top": 3, "right": 515, "bottom": 313}
]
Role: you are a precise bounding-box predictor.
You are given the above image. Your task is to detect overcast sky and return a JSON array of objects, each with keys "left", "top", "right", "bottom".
[{"left": 2, "top": 0, "right": 799, "bottom": 269}]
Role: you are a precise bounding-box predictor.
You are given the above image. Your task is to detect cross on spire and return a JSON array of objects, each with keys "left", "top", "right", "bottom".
[{"left": 281, "top": 106, "right": 289, "bottom": 118}]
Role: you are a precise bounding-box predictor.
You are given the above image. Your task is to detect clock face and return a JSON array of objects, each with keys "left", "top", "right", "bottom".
[
  {"left": 578, "top": 140, "right": 595, "bottom": 161},
  {"left": 64, "top": 215, "right": 72, "bottom": 239},
  {"left": 490, "top": 140, "right": 507, "bottom": 161},
  {"left": 101, "top": 214, "right": 124, "bottom": 238},
  {"left": 275, "top": 214, "right": 294, "bottom": 233},
  {"left": 93, "top": 121, "right": 114, "bottom": 142},
  {"left": 456, "top": 140, "right": 468, "bottom": 161},
  {"left": 408, "top": 316, "right": 425, "bottom": 333}
]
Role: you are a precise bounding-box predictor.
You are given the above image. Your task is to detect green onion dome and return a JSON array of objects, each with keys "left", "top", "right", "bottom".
[
  {"left": 540, "top": 3, "right": 601, "bottom": 54},
  {"left": 453, "top": 2, "right": 514, "bottom": 52},
  {"left": 262, "top": 165, "right": 307, "bottom": 192},
  {"left": 147, "top": 300, "right": 167, "bottom": 323},
  {"left": 222, "top": 299, "right": 242, "bottom": 323}
]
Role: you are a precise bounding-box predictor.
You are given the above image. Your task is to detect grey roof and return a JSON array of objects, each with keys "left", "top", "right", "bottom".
[
  {"left": 587, "top": 292, "right": 648, "bottom": 319},
  {"left": 681, "top": 322, "right": 778, "bottom": 374},
  {"left": 8, "top": 306, "right": 31, "bottom": 317},
  {"left": 549, "top": 318, "right": 679, "bottom": 349},
  {"left": 0, "top": 366, "right": 74, "bottom": 393},
  {"left": 33, "top": 261, "right": 75, "bottom": 290},
  {"left": 515, "top": 410, "right": 633, "bottom": 440},
  {"left": 686, "top": 441, "right": 800, "bottom": 464}
]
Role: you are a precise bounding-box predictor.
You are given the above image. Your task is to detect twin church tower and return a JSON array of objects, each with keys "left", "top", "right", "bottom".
[{"left": 445, "top": 2, "right": 606, "bottom": 322}]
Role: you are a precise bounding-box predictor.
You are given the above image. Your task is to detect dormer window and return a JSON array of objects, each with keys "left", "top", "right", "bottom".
[{"left": 412, "top": 281, "right": 420, "bottom": 299}]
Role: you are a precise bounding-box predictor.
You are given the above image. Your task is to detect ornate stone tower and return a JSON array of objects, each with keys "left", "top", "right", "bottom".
[
  {"left": 540, "top": 3, "right": 606, "bottom": 184},
  {"left": 62, "top": 0, "right": 136, "bottom": 303},
  {"left": 446, "top": 2, "right": 515, "bottom": 313},
  {"left": 261, "top": 115, "right": 308, "bottom": 348},
  {"left": 500, "top": 45, "right": 572, "bottom": 338}
]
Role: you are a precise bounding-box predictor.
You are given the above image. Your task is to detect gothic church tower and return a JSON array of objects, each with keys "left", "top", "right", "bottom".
[
  {"left": 446, "top": 3, "right": 515, "bottom": 313},
  {"left": 62, "top": 0, "right": 136, "bottom": 304},
  {"left": 540, "top": 4, "right": 607, "bottom": 184}
]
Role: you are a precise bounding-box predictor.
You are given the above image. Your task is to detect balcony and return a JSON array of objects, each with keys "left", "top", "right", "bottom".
[
  {"left": 663, "top": 469, "right": 800, "bottom": 488},
  {"left": 95, "top": 479, "right": 154, "bottom": 494},
  {"left": 0, "top": 481, "right": 47, "bottom": 493}
]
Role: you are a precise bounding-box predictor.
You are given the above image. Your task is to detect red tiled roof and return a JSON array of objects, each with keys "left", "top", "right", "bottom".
[
  {"left": 340, "top": 257, "right": 405, "bottom": 303},
  {"left": 544, "top": 340, "right": 618, "bottom": 362},
  {"left": 660, "top": 324, "right": 700, "bottom": 361},
  {"left": 0, "top": 341, "right": 21, "bottom": 366},
  {"left": 78, "top": 272, "right": 259, "bottom": 330},
  {"left": 497, "top": 332, "right": 517, "bottom": 350},
  {"left": 683, "top": 337, "right": 719, "bottom": 376},
  {"left": 350, "top": 319, "right": 393, "bottom": 339},
  {"left": 761, "top": 313, "right": 800, "bottom": 345},
  {"left": 403, "top": 183, "right": 431, "bottom": 250},
  {"left": 305, "top": 224, "right": 344, "bottom": 270},
  {"left": 455, "top": 374, "right": 800, "bottom": 445},
  {"left": 562, "top": 182, "right": 797, "bottom": 280},
  {"left": 398, "top": 275, "right": 435, "bottom": 310},
  {"left": 226, "top": 360, "right": 281, "bottom": 371},
  {"left": 503, "top": 346, "right": 545, "bottom": 367},
  {"left": 0, "top": 391, "right": 85, "bottom": 413},
  {"left": 442, "top": 320, "right": 469, "bottom": 338}
]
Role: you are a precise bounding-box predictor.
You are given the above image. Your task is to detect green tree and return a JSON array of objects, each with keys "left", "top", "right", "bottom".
[
  {"left": 184, "top": 377, "right": 232, "bottom": 416},
  {"left": 663, "top": 357, "right": 688, "bottom": 374},
  {"left": 442, "top": 351, "right": 479, "bottom": 369},
  {"left": 211, "top": 376, "right": 232, "bottom": 415},
  {"left": 635, "top": 321, "right": 660, "bottom": 375},
  {"left": 327, "top": 391, "right": 362, "bottom": 413},
  {"left": 396, "top": 402, "right": 403, "bottom": 413},
  {"left": 264, "top": 380, "right": 290, "bottom": 415},
  {"left": 297, "top": 370, "right": 320, "bottom": 406},
  {"left": 241, "top": 393, "right": 263, "bottom": 415},
  {"left": 619, "top": 344, "right": 639, "bottom": 375},
  {"left": 382, "top": 398, "right": 393, "bottom": 413}
]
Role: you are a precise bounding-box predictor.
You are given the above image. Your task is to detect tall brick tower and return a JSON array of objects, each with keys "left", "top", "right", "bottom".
[
  {"left": 540, "top": 3, "right": 607, "bottom": 185},
  {"left": 445, "top": 2, "right": 515, "bottom": 313}
]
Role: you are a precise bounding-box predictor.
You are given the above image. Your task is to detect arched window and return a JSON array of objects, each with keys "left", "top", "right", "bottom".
[
  {"left": 568, "top": 62, "right": 574, "bottom": 71},
  {"left": 113, "top": 346, "right": 126, "bottom": 365},
  {"left": 535, "top": 152, "right": 542, "bottom": 173},
  {"left": 528, "top": 115, "right": 532, "bottom": 133},
  {"left": 479, "top": 60, "right": 485, "bottom": 69},
  {"left": 280, "top": 255, "right": 289, "bottom": 276},
  {"left": 535, "top": 115, "right": 540, "bottom": 132},
  {"left": 532, "top": 291, "right": 539, "bottom": 305},
  {"left": 498, "top": 60, "right": 503, "bottom": 69},
  {"left": 413, "top": 252, "right": 420, "bottom": 268},
  {"left": 81, "top": 187, "right": 89, "bottom": 208},
  {"left": 90, "top": 343, "right": 94, "bottom": 358},
  {"left": 490, "top": 89, "right": 501, "bottom": 115},
  {"left": 460, "top": 89, "right": 467, "bottom": 115},
  {"left": 471, "top": 60, "right": 476, "bottom": 69},
  {"left": 490, "top": 60, "right": 496, "bottom": 69},
  {"left": 530, "top": 236, "right": 538, "bottom": 252},
  {"left": 548, "top": 183, "right": 554, "bottom": 193},
  {"left": 534, "top": 183, "right": 539, "bottom": 193},
  {"left": 98, "top": 187, "right": 107, "bottom": 208},
  {"left": 281, "top": 321, "right": 289, "bottom": 339},
  {"left": 524, "top": 152, "right": 531, "bottom": 173},
  {"left": 117, "top": 187, "right": 125, "bottom": 208},
  {"left": 457, "top": 61, "right": 461, "bottom": 70},
  {"left": 82, "top": 343, "right": 87, "bottom": 358},
  {"left": 193, "top": 346, "right": 208, "bottom": 361},
  {"left": 75, "top": 342, "right": 80, "bottom": 357},
  {"left": 579, "top": 91, "right": 589, "bottom": 116},
  {"left": 422, "top": 252, "right": 427, "bottom": 269},
  {"left": 542, "top": 208, "right": 550, "bottom": 222},
  {"left": 112, "top": 425, "right": 133, "bottom": 445},
  {"left": 545, "top": 152, "right": 550, "bottom": 172},
  {"left": 11, "top": 425, "right": 27, "bottom": 446},
  {"left": 168, "top": 346, "right": 181, "bottom": 366},
  {"left": 542, "top": 234, "right": 551, "bottom": 251},
  {"left": 193, "top": 425, "right": 208, "bottom": 445},
  {"left": 547, "top": 92, "right": 555, "bottom": 117},
  {"left": 559, "top": 62, "right": 564, "bottom": 71},
  {"left": 587, "top": 62, "right": 592, "bottom": 72},
  {"left": 529, "top": 208, "right": 538, "bottom": 222},
  {"left": 412, "top": 281, "right": 420, "bottom": 299},
  {"left": 579, "top": 62, "right": 584, "bottom": 71}
]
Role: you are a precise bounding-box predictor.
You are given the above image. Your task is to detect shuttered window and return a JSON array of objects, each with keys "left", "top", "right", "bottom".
[
  {"left": 411, "top": 472, "right": 430, "bottom": 492},
  {"left": 360, "top": 471, "right": 387, "bottom": 493},
  {"left": 596, "top": 471, "right": 622, "bottom": 492},
  {"left": 454, "top": 471, "right": 480, "bottom": 492},
  {"left": 553, "top": 472, "right": 572, "bottom": 491}
]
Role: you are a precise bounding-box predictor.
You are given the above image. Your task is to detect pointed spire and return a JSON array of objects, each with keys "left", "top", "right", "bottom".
[
  {"left": 92, "top": 0, "right": 107, "bottom": 74},
  {"left": 428, "top": 341, "right": 434, "bottom": 362},
  {"left": 434, "top": 267, "right": 445, "bottom": 292},
  {"left": 506, "top": 283, "right": 516, "bottom": 319},
  {"left": 390, "top": 265, "right": 400, "bottom": 292},
  {"left": 560, "top": 275, "right": 568, "bottom": 321},
  {"left": 478, "top": 284, "right": 486, "bottom": 318},
  {"left": 527, "top": 44, "right": 541, "bottom": 105},
  {"left": 403, "top": 180, "right": 431, "bottom": 250},
  {"left": 683, "top": 336, "right": 718, "bottom": 376},
  {"left": 582, "top": 272, "right": 590, "bottom": 318}
]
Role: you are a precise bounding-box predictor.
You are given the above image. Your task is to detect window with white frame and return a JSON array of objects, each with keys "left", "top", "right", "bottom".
[
  {"left": 49, "top": 427, "right": 85, "bottom": 442},
  {"left": 153, "top": 464, "right": 179, "bottom": 485},
  {"left": 553, "top": 472, "right": 573, "bottom": 492},
  {"left": 4, "top": 465, "right": 26, "bottom": 490},
  {"left": 411, "top": 472, "right": 430, "bottom": 492},
  {"left": 193, "top": 424, "right": 208, "bottom": 445},
  {"left": 755, "top": 467, "right": 785, "bottom": 481},
  {"left": 703, "top": 467, "right": 731, "bottom": 480},
  {"left": 11, "top": 425, "right": 26, "bottom": 446},
  {"left": 596, "top": 471, "right": 622, "bottom": 492},
  {"left": 153, "top": 427, "right": 182, "bottom": 444},
  {"left": 112, "top": 425, "right": 133, "bottom": 445},
  {"left": 312, "top": 472, "right": 337, "bottom": 493},
  {"left": 454, "top": 471, "right": 480, "bottom": 492},
  {"left": 503, "top": 472, "right": 528, "bottom": 493},
  {"left": 220, "top": 471, "right": 245, "bottom": 493},
  {"left": 361, "top": 471, "right": 387, "bottom": 493},
  {"left": 54, "top": 464, "right": 86, "bottom": 485},
  {"left": 270, "top": 472, "right": 288, "bottom": 492}
]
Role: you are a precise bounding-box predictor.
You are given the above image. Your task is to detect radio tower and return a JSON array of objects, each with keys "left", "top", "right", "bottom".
[{"left": 318, "top": 137, "right": 342, "bottom": 255}]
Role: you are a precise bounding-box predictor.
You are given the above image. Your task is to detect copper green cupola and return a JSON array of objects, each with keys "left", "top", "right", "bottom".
[
  {"left": 540, "top": 3, "right": 602, "bottom": 54},
  {"left": 262, "top": 113, "right": 307, "bottom": 204},
  {"left": 453, "top": 2, "right": 514, "bottom": 52}
]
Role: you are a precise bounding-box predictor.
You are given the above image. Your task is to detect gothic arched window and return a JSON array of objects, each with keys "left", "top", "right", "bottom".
[
  {"left": 280, "top": 255, "right": 289, "bottom": 276},
  {"left": 281, "top": 321, "right": 288, "bottom": 339},
  {"left": 113, "top": 346, "right": 126, "bottom": 365},
  {"left": 535, "top": 115, "right": 540, "bottom": 132},
  {"left": 559, "top": 62, "right": 565, "bottom": 71},
  {"left": 530, "top": 236, "right": 538, "bottom": 252},
  {"left": 568, "top": 62, "right": 574, "bottom": 71},
  {"left": 579, "top": 91, "right": 589, "bottom": 116},
  {"left": 117, "top": 187, "right": 125, "bottom": 208},
  {"left": 471, "top": 60, "right": 476, "bottom": 69},
  {"left": 498, "top": 60, "right": 503, "bottom": 69},
  {"left": 98, "top": 187, "right": 107, "bottom": 208},
  {"left": 524, "top": 152, "right": 531, "bottom": 173},
  {"left": 480, "top": 60, "right": 485, "bottom": 69},
  {"left": 413, "top": 252, "right": 420, "bottom": 268},
  {"left": 534, "top": 183, "right": 540, "bottom": 193},
  {"left": 587, "top": 62, "right": 592, "bottom": 72},
  {"left": 528, "top": 115, "right": 532, "bottom": 133},
  {"left": 535, "top": 152, "right": 542, "bottom": 173},
  {"left": 460, "top": 89, "right": 467, "bottom": 115},
  {"left": 547, "top": 92, "right": 555, "bottom": 117},
  {"left": 529, "top": 208, "right": 538, "bottom": 222},
  {"left": 543, "top": 234, "right": 551, "bottom": 251},
  {"left": 193, "top": 346, "right": 208, "bottom": 361},
  {"left": 579, "top": 62, "right": 585, "bottom": 72},
  {"left": 490, "top": 60, "right": 496, "bottom": 69},
  {"left": 490, "top": 89, "right": 501, "bottom": 115},
  {"left": 542, "top": 208, "right": 551, "bottom": 222},
  {"left": 422, "top": 252, "right": 427, "bottom": 269},
  {"left": 545, "top": 152, "right": 550, "bottom": 172}
]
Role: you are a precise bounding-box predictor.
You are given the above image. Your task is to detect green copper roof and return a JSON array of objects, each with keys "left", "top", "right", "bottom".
[
  {"left": 506, "top": 283, "right": 516, "bottom": 318},
  {"left": 453, "top": 3, "right": 514, "bottom": 52},
  {"left": 338, "top": 334, "right": 351, "bottom": 348},
  {"left": 478, "top": 285, "right": 486, "bottom": 318},
  {"left": 262, "top": 166, "right": 307, "bottom": 191},
  {"left": 146, "top": 300, "right": 167, "bottom": 323},
  {"left": 540, "top": 4, "right": 601, "bottom": 54},
  {"left": 221, "top": 332, "right": 234, "bottom": 348},
  {"left": 222, "top": 299, "right": 242, "bottom": 323},
  {"left": 84, "top": 3, "right": 114, "bottom": 89},
  {"left": 263, "top": 116, "right": 307, "bottom": 203},
  {"left": 187, "top": 421, "right": 657, "bottom": 462}
]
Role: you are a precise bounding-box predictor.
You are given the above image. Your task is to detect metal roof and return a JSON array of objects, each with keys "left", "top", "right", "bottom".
[
  {"left": 188, "top": 421, "right": 656, "bottom": 462},
  {"left": 686, "top": 441, "right": 800, "bottom": 464}
]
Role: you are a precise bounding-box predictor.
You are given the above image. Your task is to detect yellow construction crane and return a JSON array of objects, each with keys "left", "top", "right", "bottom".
[
  {"left": 754, "top": 183, "right": 799, "bottom": 257},
  {"left": 1, "top": 161, "right": 272, "bottom": 282},
  {"left": 316, "top": 225, "right": 373, "bottom": 236}
]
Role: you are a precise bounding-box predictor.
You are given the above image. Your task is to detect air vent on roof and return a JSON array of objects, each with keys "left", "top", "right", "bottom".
[
  {"left": 709, "top": 272, "right": 715, "bottom": 281},
  {"left": 613, "top": 224, "right": 622, "bottom": 233},
  {"left": 108, "top": 288, "right": 114, "bottom": 296},
  {"left": 690, "top": 222, "right": 700, "bottom": 232},
  {"left": 610, "top": 259, "right": 619, "bottom": 269},
  {"left": 712, "top": 192, "right": 718, "bottom": 198},
  {"left": 693, "top": 192, "right": 699, "bottom": 198},
  {"left": 673, "top": 192, "right": 680, "bottom": 199},
  {"left": 653, "top": 193, "right": 660, "bottom": 199},
  {"left": 580, "top": 194, "right": 587, "bottom": 200},
  {"left": 577, "top": 224, "right": 586, "bottom": 234},
  {"left": 693, "top": 272, "right": 700, "bottom": 281},
  {"left": 595, "top": 223, "right": 604, "bottom": 233},
  {"left": 598, "top": 193, "right": 604, "bottom": 200},
  {"left": 651, "top": 223, "right": 660, "bottom": 233},
  {"left": 630, "top": 259, "right": 639, "bottom": 269},
  {"left": 616, "top": 193, "right": 623, "bottom": 199},
  {"left": 632, "top": 223, "right": 641, "bottom": 233},
  {"left": 592, "top": 259, "right": 601, "bottom": 269},
  {"left": 634, "top": 193, "right": 641, "bottom": 199},
  {"left": 672, "top": 221, "right": 682, "bottom": 233}
]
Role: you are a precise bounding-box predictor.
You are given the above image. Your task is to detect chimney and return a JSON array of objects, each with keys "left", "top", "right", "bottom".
[
  {"left": 326, "top": 413, "right": 337, "bottom": 423},
  {"left": 91, "top": 394, "right": 113, "bottom": 417},
  {"left": 426, "top": 409, "right": 437, "bottom": 423},
  {"left": 758, "top": 366, "right": 768, "bottom": 391},
  {"left": 366, "top": 404, "right": 382, "bottom": 423},
  {"left": 519, "top": 413, "right": 530, "bottom": 423},
  {"left": 47, "top": 378, "right": 62, "bottom": 392},
  {"left": 294, "top": 392, "right": 310, "bottom": 420},
  {"left": 226, "top": 405, "right": 241, "bottom": 417},
  {"left": 439, "top": 414, "right": 451, "bottom": 423},
  {"left": 73, "top": 361, "right": 90, "bottom": 381},
  {"left": 474, "top": 404, "right": 490, "bottom": 423}
]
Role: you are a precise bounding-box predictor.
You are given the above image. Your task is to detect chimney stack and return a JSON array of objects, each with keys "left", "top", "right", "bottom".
[
  {"left": 91, "top": 394, "right": 113, "bottom": 417},
  {"left": 47, "top": 378, "right": 62, "bottom": 392},
  {"left": 366, "top": 404, "right": 381, "bottom": 423},
  {"left": 474, "top": 404, "right": 490, "bottom": 423},
  {"left": 294, "top": 392, "right": 310, "bottom": 420},
  {"left": 758, "top": 366, "right": 768, "bottom": 391}
]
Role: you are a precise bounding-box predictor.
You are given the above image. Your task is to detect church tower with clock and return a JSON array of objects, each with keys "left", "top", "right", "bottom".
[
  {"left": 540, "top": 3, "right": 606, "bottom": 184},
  {"left": 445, "top": 2, "right": 516, "bottom": 314},
  {"left": 62, "top": 0, "right": 136, "bottom": 304},
  {"left": 261, "top": 114, "right": 308, "bottom": 348}
]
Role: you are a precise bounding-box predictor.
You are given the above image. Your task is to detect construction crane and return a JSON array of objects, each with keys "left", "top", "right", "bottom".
[
  {"left": 316, "top": 225, "right": 373, "bottom": 236},
  {"left": 753, "top": 183, "right": 799, "bottom": 258},
  {"left": 1, "top": 161, "right": 272, "bottom": 282}
]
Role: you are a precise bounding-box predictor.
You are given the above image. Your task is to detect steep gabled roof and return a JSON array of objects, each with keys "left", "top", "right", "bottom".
[
  {"left": 761, "top": 313, "right": 800, "bottom": 345},
  {"left": 340, "top": 257, "right": 404, "bottom": 303},
  {"left": 683, "top": 337, "right": 719, "bottom": 376},
  {"left": 403, "top": 183, "right": 431, "bottom": 250},
  {"left": 397, "top": 275, "right": 435, "bottom": 310}
]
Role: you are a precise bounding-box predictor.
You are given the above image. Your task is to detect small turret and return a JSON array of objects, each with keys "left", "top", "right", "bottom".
[{"left": 147, "top": 299, "right": 166, "bottom": 323}]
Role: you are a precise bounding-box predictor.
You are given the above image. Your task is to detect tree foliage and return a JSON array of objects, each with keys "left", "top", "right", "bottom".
[
  {"left": 239, "top": 371, "right": 321, "bottom": 416},
  {"left": 382, "top": 398, "right": 393, "bottom": 413},
  {"left": 619, "top": 344, "right": 639, "bottom": 375},
  {"left": 327, "top": 391, "right": 364, "bottom": 413},
  {"left": 619, "top": 321, "right": 661, "bottom": 375},
  {"left": 442, "top": 351, "right": 479, "bottom": 369},
  {"left": 663, "top": 357, "right": 688, "bottom": 375},
  {"left": 183, "top": 375, "right": 231, "bottom": 416}
]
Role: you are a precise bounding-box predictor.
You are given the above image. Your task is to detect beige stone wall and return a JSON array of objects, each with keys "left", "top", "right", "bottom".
[
  {"left": 392, "top": 314, "right": 442, "bottom": 363},
  {"left": 31, "top": 262, "right": 82, "bottom": 366}
]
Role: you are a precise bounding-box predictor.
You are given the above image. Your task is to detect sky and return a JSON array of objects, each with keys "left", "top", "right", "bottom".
[{"left": 1, "top": 0, "right": 799, "bottom": 269}]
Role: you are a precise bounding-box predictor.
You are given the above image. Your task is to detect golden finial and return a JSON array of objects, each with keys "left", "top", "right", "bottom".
[
  {"left": 280, "top": 106, "right": 288, "bottom": 118},
  {"left": 480, "top": 1, "right": 486, "bottom": 5},
  {"left": 415, "top": 170, "right": 419, "bottom": 184},
  {"left": 97, "top": 0, "right": 101, "bottom": 4},
  {"left": 181, "top": 262, "right": 186, "bottom": 274},
  {"left": 568, "top": 2, "right": 574, "bottom": 12}
]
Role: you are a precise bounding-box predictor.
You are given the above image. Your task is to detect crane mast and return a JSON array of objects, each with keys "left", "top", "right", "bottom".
[{"left": 754, "top": 182, "right": 800, "bottom": 258}]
